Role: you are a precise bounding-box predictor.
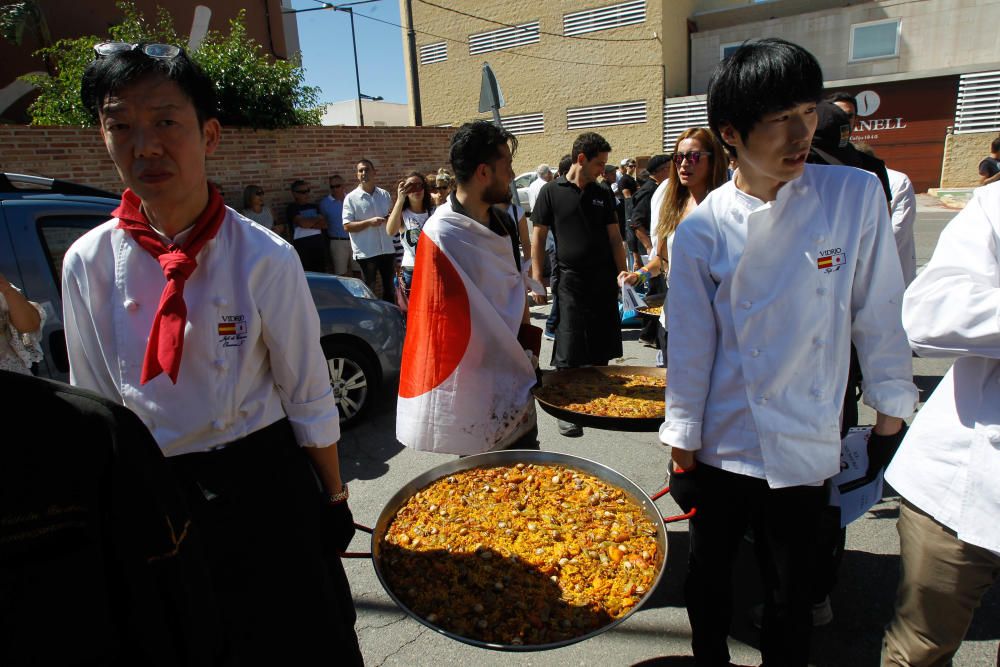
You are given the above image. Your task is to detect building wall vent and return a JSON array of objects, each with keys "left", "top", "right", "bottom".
[
  {"left": 663, "top": 97, "right": 709, "bottom": 151},
  {"left": 469, "top": 22, "right": 540, "bottom": 55},
  {"left": 564, "top": 0, "right": 645, "bottom": 37},
  {"left": 567, "top": 100, "right": 646, "bottom": 130},
  {"left": 419, "top": 42, "right": 447, "bottom": 65},
  {"left": 500, "top": 112, "right": 545, "bottom": 135},
  {"left": 955, "top": 70, "right": 1000, "bottom": 134}
]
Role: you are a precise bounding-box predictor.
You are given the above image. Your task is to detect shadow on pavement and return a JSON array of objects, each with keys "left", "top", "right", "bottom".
[{"left": 338, "top": 380, "right": 403, "bottom": 484}]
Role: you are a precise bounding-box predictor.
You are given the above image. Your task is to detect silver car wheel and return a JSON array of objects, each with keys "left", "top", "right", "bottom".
[{"left": 328, "top": 355, "right": 369, "bottom": 422}]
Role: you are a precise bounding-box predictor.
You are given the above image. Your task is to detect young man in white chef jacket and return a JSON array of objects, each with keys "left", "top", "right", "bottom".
[
  {"left": 661, "top": 38, "right": 917, "bottom": 666},
  {"left": 63, "top": 43, "right": 361, "bottom": 664},
  {"left": 881, "top": 181, "right": 1000, "bottom": 666}
]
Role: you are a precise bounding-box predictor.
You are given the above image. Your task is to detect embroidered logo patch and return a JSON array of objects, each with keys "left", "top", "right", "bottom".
[
  {"left": 817, "top": 248, "right": 846, "bottom": 272},
  {"left": 218, "top": 315, "right": 248, "bottom": 347}
]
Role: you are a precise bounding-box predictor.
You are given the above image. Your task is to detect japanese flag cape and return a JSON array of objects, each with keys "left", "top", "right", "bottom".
[{"left": 396, "top": 201, "right": 536, "bottom": 454}]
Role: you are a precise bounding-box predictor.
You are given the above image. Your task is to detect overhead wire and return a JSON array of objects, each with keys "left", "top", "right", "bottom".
[
  {"left": 348, "top": 8, "right": 662, "bottom": 69},
  {"left": 414, "top": 0, "right": 656, "bottom": 43}
]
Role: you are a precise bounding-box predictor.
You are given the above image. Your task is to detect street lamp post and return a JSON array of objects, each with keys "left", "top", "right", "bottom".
[{"left": 282, "top": 0, "right": 380, "bottom": 126}]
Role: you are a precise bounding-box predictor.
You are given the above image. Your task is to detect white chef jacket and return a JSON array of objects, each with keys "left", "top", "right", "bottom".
[
  {"left": 887, "top": 168, "right": 917, "bottom": 286},
  {"left": 342, "top": 185, "right": 395, "bottom": 259},
  {"left": 886, "top": 181, "right": 1000, "bottom": 553},
  {"left": 62, "top": 207, "right": 341, "bottom": 457},
  {"left": 661, "top": 164, "right": 918, "bottom": 488}
]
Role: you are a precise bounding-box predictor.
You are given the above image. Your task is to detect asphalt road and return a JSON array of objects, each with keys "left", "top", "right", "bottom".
[{"left": 336, "top": 197, "right": 999, "bottom": 666}]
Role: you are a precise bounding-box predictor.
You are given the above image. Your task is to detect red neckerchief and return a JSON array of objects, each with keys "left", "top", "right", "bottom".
[{"left": 114, "top": 184, "right": 225, "bottom": 384}]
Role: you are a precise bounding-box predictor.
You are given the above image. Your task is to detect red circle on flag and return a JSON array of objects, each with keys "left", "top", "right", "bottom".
[{"left": 398, "top": 236, "right": 471, "bottom": 398}]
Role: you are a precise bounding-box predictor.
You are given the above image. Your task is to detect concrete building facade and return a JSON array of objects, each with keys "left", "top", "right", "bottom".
[
  {"left": 401, "top": 0, "right": 1000, "bottom": 190},
  {"left": 401, "top": 0, "right": 695, "bottom": 173}
]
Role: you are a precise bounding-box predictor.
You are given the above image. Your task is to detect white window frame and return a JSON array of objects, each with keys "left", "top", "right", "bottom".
[
  {"left": 848, "top": 18, "right": 901, "bottom": 63},
  {"left": 720, "top": 41, "right": 742, "bottom": 61}
]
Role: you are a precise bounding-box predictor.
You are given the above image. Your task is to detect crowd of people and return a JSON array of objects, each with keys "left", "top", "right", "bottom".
[{"left": 3, "top": 35, "right": 999, "bottom": 667}]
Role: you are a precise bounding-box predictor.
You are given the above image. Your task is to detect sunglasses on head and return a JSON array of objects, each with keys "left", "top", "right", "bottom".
[
  {"left": 672, "top": 151, "right": 712, "bottom": 166},
  {"left": 94, "top": 41, "right": 182, "bottom": 60}
]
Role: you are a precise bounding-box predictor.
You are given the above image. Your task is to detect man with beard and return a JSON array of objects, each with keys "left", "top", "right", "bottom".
[
  {"left": 396, "top": 120, "right": 541, "bottom": 455},
  {"left": 531, "top": 132, "right": 627, "bottom": 437}
]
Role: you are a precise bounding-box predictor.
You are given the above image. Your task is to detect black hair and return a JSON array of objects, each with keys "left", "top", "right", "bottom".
[
  {"left": 81, "top": 44, "right": 218, "bottom": 126},
  {"left": 557, "top": 154, "right": 573, "bottom": 176},
  {"left": 825, "top": 91, "right": 858, "bottom": 111},
  {"left": 448, "top": 120, "right": 518, "bottom": 184},
  {"left": 290, "top": 179, "right": 307, "bottom": 191},
  {"left": 571, "top": 132, "right": 612, "bottom": 163},
  {"left": 992, "top": 137, "right": 1000, "bottom": 153},
  {"left": 356, "top": 158, "right": 375, "bottom": 171},
  {"left": 707, "top": 38, "right": 824, "bottom": 157}
]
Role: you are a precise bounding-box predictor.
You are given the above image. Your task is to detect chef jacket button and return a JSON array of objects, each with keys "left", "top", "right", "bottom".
[
  {"left": 811, "top": 388, "right": 823, "bottom": 399},
  {"left": 214, "top": 296, "right": 228, "bottom": 307},
  {"left": 212, "top": 419, "right": 226, "bottom": 431},
  {"left": 817, "top": 287, "right": 827, "bottom": 296},
  {"left": 750, "top": 348, "right": 761, "bottom": 358},
  {"left": 124, "top": 298, "right": 139, "bottom": 311},
  {"left": 814, "top": 338, "right": 826, "bottom": 348},
  {"left": 214, "top": 359, "right": 227, "bottom": 371},
  {"left": 742, "top": 300, "right": 752, "bottom": 310},
  {"left": 815, "top": 235, "right": 825, "bottom": 243}
]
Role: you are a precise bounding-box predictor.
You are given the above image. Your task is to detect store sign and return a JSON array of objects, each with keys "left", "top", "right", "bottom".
[
  {"left": 830, "top": 76, "right": 958, "bottom": 193},
  {"left": 851, "top": 89, "right": 907, "bottom": 141}
]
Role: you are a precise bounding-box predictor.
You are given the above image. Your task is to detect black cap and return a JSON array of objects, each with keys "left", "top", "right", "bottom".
[
  {"left": 646, "top": 154, "right": 671, "bottom": 174},
  {"left": 813, "top": 101, "right": 852, "bottom": 151}
]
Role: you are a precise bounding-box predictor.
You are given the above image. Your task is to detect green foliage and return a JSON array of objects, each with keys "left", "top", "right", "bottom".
[{"left": 20, "top": 2, "right": 322, "bottom": 128}]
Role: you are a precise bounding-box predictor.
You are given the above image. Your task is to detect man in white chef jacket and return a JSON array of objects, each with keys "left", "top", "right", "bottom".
[
  {"left": 661, "top": 38, "right": 917, "bottom": 666},
  {"left": 63, "top": 43, "right": 361, "bottom": 664},
  {"left": 881, "top": 182, "right": 1000, "bottom": 666}
]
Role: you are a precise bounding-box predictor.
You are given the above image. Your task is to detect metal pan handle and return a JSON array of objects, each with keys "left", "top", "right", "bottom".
[
  {"left": 650, "top": 485, "right": 697, "bottom": 523},
  {"left": 338, "top": 522, "right": 374, "bottom": 559}
]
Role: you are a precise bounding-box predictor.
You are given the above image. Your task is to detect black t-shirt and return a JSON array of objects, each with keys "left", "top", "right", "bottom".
[
  {"left": 531, "top": 176, "right": 617, "bottom": 273},
  {"left": 285, "top": 202, "right": 321, "bottom": 230},
  {"left": 618, "top": 174, "right": 638, "bottom": 197},
  {"left": 979, "top": 157, "right": 1000, "bottom": 178},
  {"left": 630, "top": 177, "right": 658, "bottom": 232},
  {"left": 448, "top": 193, "right": 521, "bottom": 271}
]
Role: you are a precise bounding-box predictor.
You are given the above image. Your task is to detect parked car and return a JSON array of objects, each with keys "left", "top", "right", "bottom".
[
  {"left": 514, "top": 171, "right": 537, "bottom": 214},
  {"left": 0, "top": 173, "right": 403, "bottom": 427}
]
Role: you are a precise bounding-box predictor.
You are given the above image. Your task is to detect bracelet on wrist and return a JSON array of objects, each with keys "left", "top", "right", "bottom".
[
  {"left": 326, "top": 483, "right": 349, "bottom": 505},
  {"left": 636, "top": 267, "right": 651, "bottom": 284}
]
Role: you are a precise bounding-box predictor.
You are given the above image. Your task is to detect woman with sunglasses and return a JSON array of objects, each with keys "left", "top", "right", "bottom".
[
  {"left": 387, "top": 171, "right": 434, "bottom": 290},
  {"left": 619, "top": 128, "right": 729, "bottom": 365},
  {"left": 241, "top": 184, "right": 283, "bottom": 236},
  {"left": 432, "top": 168, "right": 454, "bottom": 207}
]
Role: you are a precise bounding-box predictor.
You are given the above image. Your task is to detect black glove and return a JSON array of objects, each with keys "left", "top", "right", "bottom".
[
  {"left": 321, "top": 499, "right": 356, "bottom": 554},
  {"left": 668, "top": 465, "right": 700, "bottom": 515},
  {"left": 866, "top": 423, "right": 908, "bottom": 478}
]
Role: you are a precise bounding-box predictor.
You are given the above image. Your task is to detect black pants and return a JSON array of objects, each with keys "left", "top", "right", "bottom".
[
  {"left": 169, "top": 420, "right": 363, "bottom": 666},
  {"left": 546, "top": 250, "right": 559, "bottom": 334},
  {"left": 292, "top": 234, "right": 329, "bottom": 273},
  {"left": 685, "top": 464, "right": 825, "bottom": 667},
  {"left": 358, "top": 253, "right": 396, "bottom": 303}
]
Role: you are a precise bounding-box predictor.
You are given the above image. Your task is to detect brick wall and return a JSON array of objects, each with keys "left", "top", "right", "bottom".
[
  {"left": 941, "top": 131, "right": 1000, "bottom": 188},
  {"left": 0, "top": 125, "right": 454, "bottom": 222}
]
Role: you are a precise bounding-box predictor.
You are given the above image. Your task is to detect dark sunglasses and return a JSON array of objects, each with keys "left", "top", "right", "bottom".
[
  {"left": 626, "top": 162, "right": 637, "bottom": 167},
  {"left": 330, "top": 183, "right": 343, "bottom": 189},
  {"left": 94, "top": 41, "right": 181, "bottom": 59},
  {"left": 293, "top": 188, "right": 311, "bottom": 194},
  {"left": 672, "top": 151, "right": 712, "bottom": 166}
]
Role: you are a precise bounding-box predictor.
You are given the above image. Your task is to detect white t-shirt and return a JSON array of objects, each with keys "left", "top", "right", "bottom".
[{"left": 400, "top": 209, "right": 429, "bottom": 268}]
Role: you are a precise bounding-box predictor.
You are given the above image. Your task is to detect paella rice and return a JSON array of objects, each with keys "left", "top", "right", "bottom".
[
  {"left": 381, "top": 463, "right": 661, "bottom": 646},
  {"left": 534, "top": 371, "right": 666, "bottom": 419}
]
